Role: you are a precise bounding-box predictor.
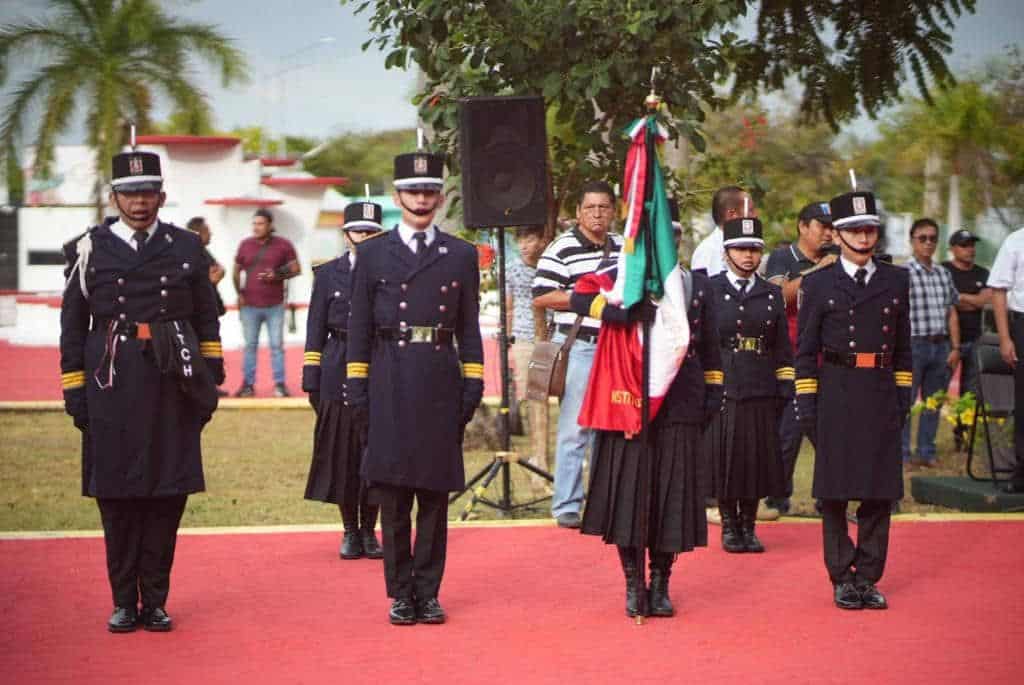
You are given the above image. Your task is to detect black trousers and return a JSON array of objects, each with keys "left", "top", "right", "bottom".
[
  {"left": 96, "top": 496, "right": 188, "bottom": 609},
  {"left": 820, "top": 499, "right": 891, "bottom": 585},
  {"left": 374, "top": 486, "right": 449, "bottom": 601},
  {"left": 1012, "top": 313, "right": 1024, "bottom": 482},
  {"left": 778, "top": 399, "right": 815, "bottom": 498}
]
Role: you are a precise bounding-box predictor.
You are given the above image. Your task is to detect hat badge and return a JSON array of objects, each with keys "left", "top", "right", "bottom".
[
  {"left": 742, "top": 219, "right": 754, "bottom": 235},
  {"left": 128, "top": 155, "right": 144, "bottom": 175},
  {"left": 413, "top": 155, "right": 428, "bottom": 174},
  {"left": 362, "top": 203, "right": 375, "bottom": 219},
  {"left": 852, "top": 196, "right": 867, "bottom": 215}
]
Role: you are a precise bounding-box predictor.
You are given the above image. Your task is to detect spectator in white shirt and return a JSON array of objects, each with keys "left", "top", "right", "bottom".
[
  {"left": 691, "top": 186, "right": 758, "bottom": 275},
  {"left": 988, "top": 226, "right": 1024, "bottom": 492}
]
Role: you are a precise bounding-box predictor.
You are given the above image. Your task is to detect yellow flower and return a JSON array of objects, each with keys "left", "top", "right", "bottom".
[{"left": 925, "top": 398, "right": 939, "bottom": 411}]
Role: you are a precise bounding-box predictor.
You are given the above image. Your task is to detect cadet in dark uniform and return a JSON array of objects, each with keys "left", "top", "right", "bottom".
[
  {"left": 303, "top": 202, "right": 385, "bottom": 560},
  {"left": 706, "top": 217, "right": 793, "bottom": 553},
  {"left": 795, "top": 191, "right": 912, "bottom": 611},
  {"left": 570, "top": 266, "right": 724, "bottom": 618},
  {"left": 346, "top": 152, "right": 484, "bottom": 625},
  {"left": 60, "top": 150, "right": 223, "bottom": 633}
]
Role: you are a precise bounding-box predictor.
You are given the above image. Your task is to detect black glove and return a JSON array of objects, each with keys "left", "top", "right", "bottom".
[
  {"left": 63, "top": 386, "right": 88, "bottom": 431},
  {"left": 351, "top": 404, "right": 369, "bottom": 445},
  {"left": 308, "top": 392, "right": 320, "bottom": 411},
  {"left": 776, "top": 380, "right": 793, "bottom": 414},
  {"left": 896, "top": 386, "right": 912, "bottom": 430},
  {"left": 796, "top": 393, "right": 817, "bottom": 439},
  {"left": 462, "top": 378, "right": 484, "bottom": 426},
  {"left": 205, "top": 357, "right": 226, "bottom": 386},
  {"left": 628, "top": 299, "right": 658, "bottom": 324},
  {"left": 703, "top": 384, "right": 724, "bottom": 426}
]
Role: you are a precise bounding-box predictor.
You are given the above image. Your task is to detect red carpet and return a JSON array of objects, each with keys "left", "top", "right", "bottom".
[
  {"left": 2, "top": 521, "right": 1022, "bottom": 684},
  {"left": 0, "top": 339, "right": 502, "bottom": 401}
]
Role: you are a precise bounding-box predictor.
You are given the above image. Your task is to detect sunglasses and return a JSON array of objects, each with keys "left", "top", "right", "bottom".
[{"left": 915, "top": 234, "right": 939, "bottom": 244}]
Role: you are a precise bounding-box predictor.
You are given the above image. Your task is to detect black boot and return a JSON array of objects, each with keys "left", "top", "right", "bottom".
[
  {"left": 719, "top": 500, "right": 745, "bottom": 553},
  {"left": 740, "top": 499, "right": 765, "bottom": 553},
  {"left": 360, "top": 504, "right": 383, "bottom": 559},
  {"left": 339, "top": 504, "right": 363, "bottom": 559},
  {"left": 648, "top": 552, "right": 675, "bottom": 617},
  {"left": 617, "top": 546, "right": 645, "bottom": 617}
]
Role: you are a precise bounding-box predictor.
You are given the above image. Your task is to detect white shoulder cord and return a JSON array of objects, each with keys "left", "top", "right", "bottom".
[{"left": 64, "top": 232, "right": 93, "bottom": 299}]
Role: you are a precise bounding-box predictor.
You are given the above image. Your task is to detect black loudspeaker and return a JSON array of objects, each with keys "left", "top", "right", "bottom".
[{"left": 459, "top": 96, "right": 548, "bottom": 228}]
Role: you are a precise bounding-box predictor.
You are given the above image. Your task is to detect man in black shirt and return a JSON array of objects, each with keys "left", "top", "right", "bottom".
[{"left": 942, "top": 229, "right": 991, "bottom": 399}]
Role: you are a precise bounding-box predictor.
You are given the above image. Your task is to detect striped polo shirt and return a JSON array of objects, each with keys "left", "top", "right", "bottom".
[{"left": 532, "top": 226, "right": 623, "bottom": 331}]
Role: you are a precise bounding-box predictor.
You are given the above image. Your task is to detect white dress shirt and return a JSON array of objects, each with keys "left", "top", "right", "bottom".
[
  {"left": 988, "top": 226, "right": 1024, "bottom": 313},
  {"left": 725, "top": 267, "right": 757, "bottom": 292},
  {"left": 110, "top": 218, "right": 158, "bottom": 250},
  {"left": 691, "top": 226, "right": 724, "bottom": 275},
  {"left": 839, "top": 255, "right": 877, "bottom": 285},
  {"left": 397, "top": 222, "right": 436, "bottom": 253}
]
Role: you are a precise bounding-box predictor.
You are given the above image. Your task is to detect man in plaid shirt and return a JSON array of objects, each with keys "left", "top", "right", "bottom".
[{"left": 903, "top": 218, "right": 961, "bottom": 467}]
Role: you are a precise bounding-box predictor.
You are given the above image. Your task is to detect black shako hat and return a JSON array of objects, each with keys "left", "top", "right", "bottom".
[
  {"left": 111, "top": 151, "right": 163, "bottom": 192},
  {"left": 393, "top": 152, "right": 444, "bottom": 191},
  {"left": 723, "top": 216, "right": 764, "bottom": 248},
  {"left": 343, "top": 201, "right": 384, "bottom": 232},
  {"left": 830, "top": 191, "right": 880, "bottom": 230}
]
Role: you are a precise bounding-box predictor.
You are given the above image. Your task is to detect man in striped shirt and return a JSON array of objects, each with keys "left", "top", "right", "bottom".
[
  {"left": 533, "top": 181, "right": 624, "bottom": 528},
  {"left": 903, "top": 218, "right": 961, "bottom": 468}
]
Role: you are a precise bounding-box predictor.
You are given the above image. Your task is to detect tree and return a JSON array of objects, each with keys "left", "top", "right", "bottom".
[
  {"left": 345, "top": 0, "right": 975, "bottom": 234},
  {"left": 0, "top": 0, "right": 248, "bottom": 217},
  {"left": 302, "top": 128, "right": 416, "bottom": 195}
]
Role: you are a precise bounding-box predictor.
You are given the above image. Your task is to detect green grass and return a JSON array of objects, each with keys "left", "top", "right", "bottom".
[{"left": 0, "top": 407, "right": 966, "bottom": 531}]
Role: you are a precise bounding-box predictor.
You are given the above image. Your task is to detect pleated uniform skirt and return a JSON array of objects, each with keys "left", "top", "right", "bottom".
[
  {"left": 703, "top": 397, "right": 785, "bottom": 499},
  {"left": 304, "top": 398, "right": 364, "bottom": 504}
]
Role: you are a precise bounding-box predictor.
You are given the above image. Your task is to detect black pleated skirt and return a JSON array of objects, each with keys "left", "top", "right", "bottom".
[
  {"left": 581, "top": 422, "right": 708, "bottom": 554},
  {"left": 304, "top": 398, "right": 363, "bottom": 504},
  {"left": 704, "top": 397, "right": 785, "bottom": 499}
]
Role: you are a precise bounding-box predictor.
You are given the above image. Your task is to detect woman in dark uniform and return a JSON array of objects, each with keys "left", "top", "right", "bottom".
[
  {"left": 705, "top": 217, "right": 794, "bottom": 553},
  {"left": 570, "top": 266, "right": 724, "bottom": 618},
  {"left": 303, "top": 202, "right": 384, "bottom": 559}
]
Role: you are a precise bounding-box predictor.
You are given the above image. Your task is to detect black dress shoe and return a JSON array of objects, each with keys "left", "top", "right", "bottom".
[
  {"left": 361, "top": 529, "right": 383, "bottom": 559},
  {"left": 833, "top": 583, "right": 863, "bottom": 610},
  {"left": 415, "top": 597, "right": 446, "bottom": 624},
  {"left": 556, "top": 512, "right": 581, "bottom": 529},
  {"left": 857, "top": 583, "right": 888, "bottom": 610},
  {"left": 107, "top": 606, "right": 138, "bottom": 633},
  {"left": 140, "top": 607, "right": 173, "bottom": 632},
  {"left": 389, "top": 598, "right": 416, "bottom": 625},
  {"left": 339, "top": 530, "right": 364, "bottom": 559}
]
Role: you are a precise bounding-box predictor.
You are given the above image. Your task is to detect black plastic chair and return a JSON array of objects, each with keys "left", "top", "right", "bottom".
[{"left": 966, "top": 334, "right": 1017, "bottom": 484}]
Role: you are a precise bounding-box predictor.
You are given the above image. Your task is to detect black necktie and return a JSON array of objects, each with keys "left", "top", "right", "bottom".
[
  {"left": 737, "top": 278, "right": 749, "bottom": 296},
  {"left": 855, "top": 268, "right": 867, "bottom": 288},
  {"left": 413, "top": 232, "right": 428, "bottom": 264},
  {"left": 132, "top": 230, "right": 148, "bottom": 252}
]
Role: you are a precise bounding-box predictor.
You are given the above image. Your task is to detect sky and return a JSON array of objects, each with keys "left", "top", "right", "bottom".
[{"left": 0, "top": 0, "right": 1022, "bottom": 143}]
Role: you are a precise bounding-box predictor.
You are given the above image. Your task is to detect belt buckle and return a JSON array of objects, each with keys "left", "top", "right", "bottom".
[
  {"left": 410, "top": 326, "right": 433, "bottom": 344},
  {"left": 854, "top": 352, "right": 875, "bottom": 369},
  {"left": 135, "top": 322, "right": 152, "bottom": 340},
  {"left": 737, "top": 337, "right": 759, "bottom": 352}
]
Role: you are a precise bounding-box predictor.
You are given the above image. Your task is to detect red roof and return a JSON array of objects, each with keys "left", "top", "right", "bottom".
[
  {"left": 261, "top": 176, "right": 347, "bottom": 187},
  {"left": 136, "top": 135, "right": 240, "bottom": 146},
  {"left": 204, "top": 197, "right": 284, "bottom": 207},
  {"left": 259, "top": 157, "right": 298, "bottom": 167}
]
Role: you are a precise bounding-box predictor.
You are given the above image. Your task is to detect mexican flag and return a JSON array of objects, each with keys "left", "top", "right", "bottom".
[{"left": 576, "top": 116, "right": 690, "bottom": 437}]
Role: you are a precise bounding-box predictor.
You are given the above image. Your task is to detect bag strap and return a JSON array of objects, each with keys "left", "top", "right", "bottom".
[{"left": 244, "top": 237, "right": 275, "bottom": 289}]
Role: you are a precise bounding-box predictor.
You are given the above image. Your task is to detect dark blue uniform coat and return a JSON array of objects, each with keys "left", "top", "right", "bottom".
[
  {"left": 796, "top": 260, "right": 912, "bottom": 500},
  {"left": 302, "top": 254, "right": 353, "bottom": 401},
  {"left": 60, "top": 218, "right": 222, "bottom": 498},
  {"left": 346, "top": 229, "right": 484, "bottom": 493}
]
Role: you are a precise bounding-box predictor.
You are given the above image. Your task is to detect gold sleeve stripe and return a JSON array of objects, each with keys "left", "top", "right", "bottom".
[
  {"left": 463, "top": 362, "right": 485, "bottom": 380},
  {"left": 588, "top": 294, "right": 607, "bottom": 321},
  {"left": 200, "top": 341, "right": 223, "bottom": 358},
  {"left": 61, "top": 371, "right": 86, "bottom": 389},
  {"left": 794, "top": 379, "right": 819, "bottom": 394},
  {"left": 894, "top": 371, "right": 912, "bottom": 387},
  {"left": 303, "top": 351, "right": 322, "bottom": 365},
  {"left": 703, "top": 370, "right": 724, "bottom": 385},
  {"left": 775, "top": 367, "right": 795, "bottom": 380},
  {"left": 346, "top": 362, "right": 369, "bottom": 378}
]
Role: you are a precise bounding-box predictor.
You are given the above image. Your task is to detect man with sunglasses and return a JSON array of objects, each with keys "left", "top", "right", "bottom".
[
  {"left": 794, "top": 191, "right": 912, "bottom": 610},
  {"left": 903, "top": 218, "right": 961, "bottom": 468}
]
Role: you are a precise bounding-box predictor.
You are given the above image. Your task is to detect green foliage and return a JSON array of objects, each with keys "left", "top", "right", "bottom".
[
  {"left": 0, "top": 0, "right": 248, "bottom": 214},
  {"left": 303, "top": 128, "right": 416, "bottom": 195}
]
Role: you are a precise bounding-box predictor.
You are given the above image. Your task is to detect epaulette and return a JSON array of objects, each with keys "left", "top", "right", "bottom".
[{"left": 62, "top": 226, "right": 95, "bottom": 255}]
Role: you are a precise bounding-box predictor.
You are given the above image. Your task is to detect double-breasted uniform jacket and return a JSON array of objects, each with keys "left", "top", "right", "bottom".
[
  {"left": 346, "top": 228, "right": 484, "bottom": 493},
  {"left": 795, "top": 259, "right": 913, "bottom": 500},
  {"left": 302, "top": 254, "right": 354, "bottom": 401},
  {"left": 708, "top": 273, "right": 794, "bottom": 401},
  {"left": 60, "top": 217, "right": 222, "bottom": 498}
]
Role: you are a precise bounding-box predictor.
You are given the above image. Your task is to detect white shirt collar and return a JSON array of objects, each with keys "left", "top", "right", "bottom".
[
  {"left": 839, "top": 255, "right": 877, "bottom": 283},
  {"left": 110, "top": 217, "right": 159, "bottom": 249},
  {"left": 397, "top": 222, "right": 436, "bottom": 251},
  {"left": 347, "top": 251, "right": 355, "bottom": 267},
  {"left": 726, "top": 267, "right": 755, "bottom": 292}
]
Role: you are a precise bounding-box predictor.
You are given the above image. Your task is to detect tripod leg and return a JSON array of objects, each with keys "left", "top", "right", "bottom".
[
  {"left": 517, "top": 459, "right": 554, "bottom": 482},
  {"left": 449, "top": 463, "right": 493, "bottom": 505},
  {"left": 459, "top": 458, "right": 505, "bottom": 521}
]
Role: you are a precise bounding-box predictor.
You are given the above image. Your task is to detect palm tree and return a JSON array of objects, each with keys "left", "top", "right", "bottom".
[{"left": 0, "top": 0, "right": 248, "bottom": 217}]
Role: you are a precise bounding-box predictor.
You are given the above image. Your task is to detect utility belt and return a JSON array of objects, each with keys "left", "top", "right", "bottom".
[
  {"left": 328, "top": 327, "right": 347, "bottom": 341},
  {"left": 91, "top": 318, "right": 153, "bottom": 340},
  {"left": 724, "top": 336, "right": 766, "bottom": 354},
  {"left": 377, "top": 325, "right": 454, "bottom": 346},
  {"left": 823, "top": 348, "right": 893, "bottom": 369},
  {"left": 557, "top": 324, "right": 600, "bottom": 344}
]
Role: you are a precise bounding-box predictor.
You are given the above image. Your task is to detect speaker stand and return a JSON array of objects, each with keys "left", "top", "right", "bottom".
[{"left": 450, "top": 227, "right": 554, "bottom": 519}]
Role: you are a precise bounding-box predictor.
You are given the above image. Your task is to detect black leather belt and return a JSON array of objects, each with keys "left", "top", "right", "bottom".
[
  {"left": 557, "top": 324, "right": 599, "bottom": 344},
  {"left": 724, "top": 336, "right": 766, "bottom": 354},
  {"left": 912, "top": 334, "right": 948, "bottom": 343},
  {"left": 328, "top": 327, "right": 347, "bottom": 340},
  {"left": 823, "top": 348, "right": 893, "bottom": 369},
  {"left": 377, "top": 326, "right": 454, "bottom": 345}
]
